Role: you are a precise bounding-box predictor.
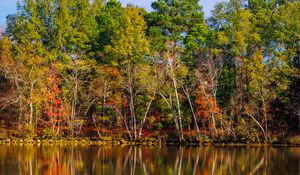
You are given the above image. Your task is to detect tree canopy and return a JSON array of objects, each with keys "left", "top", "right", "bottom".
[{"left": 0, "top": 0, "right": 299, "bottom": 142}]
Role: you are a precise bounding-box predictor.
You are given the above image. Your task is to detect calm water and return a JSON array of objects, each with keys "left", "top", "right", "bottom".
[{"left": 0, "top": 144, "right": 300, "bottom": 175}]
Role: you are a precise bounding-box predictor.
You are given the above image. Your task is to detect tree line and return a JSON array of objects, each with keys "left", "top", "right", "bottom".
[{"left": 0, "top": 0, "right": 299, "bottom": 142}]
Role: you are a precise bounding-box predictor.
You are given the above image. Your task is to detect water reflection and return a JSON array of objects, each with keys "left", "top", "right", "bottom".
[{"left": 0, "top": 144, "right": 299, "bottom": 175}]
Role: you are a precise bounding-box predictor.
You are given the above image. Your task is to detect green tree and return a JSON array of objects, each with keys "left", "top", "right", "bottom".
[
  {"left": 147, "top": 0, "right": 205, "bottom": 141},
  {"left": 102, "top": 5, "right": 150, "bottom": 140}
]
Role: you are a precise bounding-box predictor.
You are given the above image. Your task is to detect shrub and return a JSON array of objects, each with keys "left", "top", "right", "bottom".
[
  {"left": 17, "top": 124, "right": 36, "bottom": 139},
  {"left": 0, "top": 120, "right": 7, "bottom": 139},
  {"left": 155, "top": 122, "right": 163, "bottom": 130},
  {"left": 41, "top": 127, "right": 57, "bottom": 139}
]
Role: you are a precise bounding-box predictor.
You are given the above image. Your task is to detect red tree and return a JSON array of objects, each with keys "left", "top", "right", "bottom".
[
  {"left": 44, "top": 68, "right": 63, "bottom": 130},
  {"left": 195, "top": 85, "right": 220, "bottom": 130}
]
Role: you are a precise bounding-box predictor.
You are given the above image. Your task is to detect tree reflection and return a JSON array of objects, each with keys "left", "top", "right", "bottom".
[{"left": 0, "top": 145, "right": 299, "bottom": 175}]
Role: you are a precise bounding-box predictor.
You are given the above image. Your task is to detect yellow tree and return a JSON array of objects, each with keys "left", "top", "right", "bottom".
[
  {"left": 0, "top": 36, "right": 46, "bottom": 129},
  {"left": 104, "top": 6, "right": 150, "bottom": 140}
]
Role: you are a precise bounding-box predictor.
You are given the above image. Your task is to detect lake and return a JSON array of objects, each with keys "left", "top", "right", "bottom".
[{"left": 0, "top": 144, "right": 299, "bottom": 175}]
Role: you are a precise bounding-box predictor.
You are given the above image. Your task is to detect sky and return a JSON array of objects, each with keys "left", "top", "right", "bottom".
[{"left": 0, "top": 0, "right": 225, "bottom": 26}]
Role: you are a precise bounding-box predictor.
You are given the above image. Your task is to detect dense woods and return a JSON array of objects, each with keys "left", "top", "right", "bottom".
[{"left": 0, "top": 0, "right": 299, "bottom": 143}]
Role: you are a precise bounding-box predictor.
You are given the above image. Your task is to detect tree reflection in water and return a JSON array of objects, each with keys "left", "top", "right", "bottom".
[{"left": 0, "top": 144, "right": 300, "bottom": 175}]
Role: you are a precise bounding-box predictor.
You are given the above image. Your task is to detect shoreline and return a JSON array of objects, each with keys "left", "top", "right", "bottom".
[{"left": 1, "top": 138, "right": 300, "bottom": 147}]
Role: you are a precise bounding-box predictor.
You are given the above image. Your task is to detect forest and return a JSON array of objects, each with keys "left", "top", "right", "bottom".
[{"left": 0, "top": 0, "right": 299, "bottom": 143}]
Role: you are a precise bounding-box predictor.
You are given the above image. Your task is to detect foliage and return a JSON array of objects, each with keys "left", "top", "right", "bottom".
[
  {"left": 16, "top": 124, "right": 36, "bottom": 139},
  {"left": 40, "top": 127, "right": 57, "bottom": 139},
  {"left": 0, "top": 0, "right": 299, "bottom": 141}
]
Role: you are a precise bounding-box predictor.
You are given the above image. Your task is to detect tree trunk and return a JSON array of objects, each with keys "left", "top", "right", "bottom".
[
  {"left": 101, "top": 81, "right": 107, "bottom": 118},
  {"left": 159, "top": 92, "right": 180, "bottom": 131},
  {"left": 128, "top": 80, "right": 137, "bottom": 140},
  {"left": 171, "top": 66, "right": 183, "bottom": 141},
  {"left": 261, "top": 94, "right": 268, "bottom": 141},
  {"left": 247, "top": 112, "right": 266, "bottom": 142},
  {"left": 183, "top": 88, "right": 200, "bottom": 137},
  {"left": 138, "top": 92, "right": 155, "bottom": 138},
  {"left": 115, "top": 107, "right": 133, "bottom": 140},
  {"left": 71, "top": 60, "right": 78, "bottom": 136},
  {"left": 14, "top": 77, "right": 23, "bottom": 125},
  {"left": 91, "top": 114, "right": 102, "bottom": 138},
  {"left": 29, "top": 82, "right": 34, "bottom": 125}
]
